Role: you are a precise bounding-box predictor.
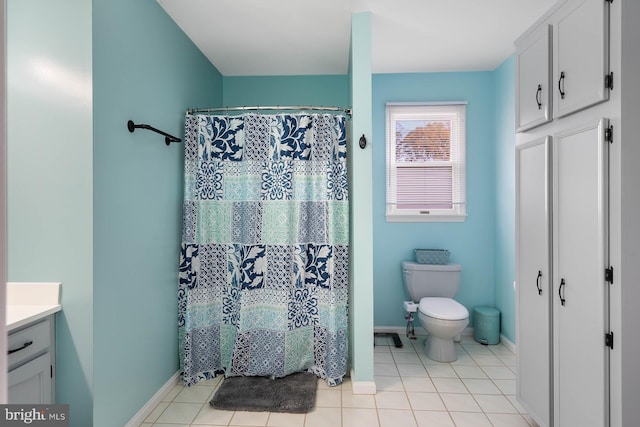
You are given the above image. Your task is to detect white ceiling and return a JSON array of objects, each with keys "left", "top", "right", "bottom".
[{"left": 157, "top": 0, "right": 556, "bottom": 76}]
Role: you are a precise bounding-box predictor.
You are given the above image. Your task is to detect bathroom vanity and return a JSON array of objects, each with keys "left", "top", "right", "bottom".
[{"left": 6, "top": 282, "right": 61, "bottom": 404}]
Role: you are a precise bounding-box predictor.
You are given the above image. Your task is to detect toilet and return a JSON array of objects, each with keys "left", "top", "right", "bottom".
[{"left": 402, "top": 261, "right": 469, "bottom": 362}]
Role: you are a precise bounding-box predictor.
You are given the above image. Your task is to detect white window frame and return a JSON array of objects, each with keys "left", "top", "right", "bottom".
[{"left": 385, "top": 102, "right": 467, "bottom": 223}]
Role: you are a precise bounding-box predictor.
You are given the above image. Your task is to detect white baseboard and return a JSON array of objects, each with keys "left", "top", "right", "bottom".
[
  {"left": 125, "top": 370, "right": 181, "bottom": 427},
  {"left": 374, "top": 326, "right": 474, "bottom": 337},
  {"left": 349, "top": 369, "right": 376, "bottom": 395},
  {"left": 500, "top": 334, "right": 516, "bottom": 353}
]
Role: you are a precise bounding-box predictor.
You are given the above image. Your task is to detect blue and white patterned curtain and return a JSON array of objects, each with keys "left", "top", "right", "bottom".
[{"left": 178, "top": 113, "right": 349, "bottom": 387}]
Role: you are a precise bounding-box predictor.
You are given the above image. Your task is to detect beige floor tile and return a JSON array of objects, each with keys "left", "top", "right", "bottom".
[
  {"left": 493, "top": 379, "right": 516, "bottom": 395},
  {"left": 449, "top": 411, "right": 492, "bottom": 427},
  {"left": 374, "top": 352, "right": 395, "bottom": 364},
  {"left": 396, "top": 363, "right": 427, "bottom": 377},
  {"left": 452, "top": 365, "right": 487, "bottom": 379},
  {"left": 154, "top": 402, "right": 203, "bottom": 424},
  {"left": 266, "top": 412, "right": 306, "bottom": 427},
  {"left": 191, "top": 405, "right": 234, "bottom": 425},
  {"left": 474, "top": 394, "right": 518, "bottom": 414},
  {"left": 376, "top": 375, "right": 405, "bottom": 391},
  {"left": 229, "top": 410, "right": 269, "bottom": 426},
  {"left": 461, "top": 378, "right": 502, "bottom": 395},
  {"left": 486, "top": 413, "right": 532, "bottom": 427},
  {"left": 449, "top": 354, "right": 478, "bottom": 366},
  {"left": 431, "top": 378, "right": 467, "bottom": 394},
  {"left": 470, "top": 354, "right": 505, "bottom": 366},
  {"left": 162, "top": 384, "right": 184, "bottom": 402},
  {"left": 342, "top": 408, "right": 379, "bottom": 427},
  {"left": 407, "top": 392, "right": 446, "bottom": 411},
  {"left": 413, "top": 411, "right": 455, "bottom": 427},
  {"left": 341, "top": 391, "right": 376, "bottom": 408},
  {"left": 375, "top": 363, "right": 400, "bottom": 377},
  {"left": 439, "top": 393, "right": 482, "bottom": 412},
  {"left": 374, "top": 345, "right": 392, "bottom": 354},
  {"left": 460, "top": 343, "right": 493, "bottom": 355},
  {"left": 392, "top": 352, "right": 422, "bottom": 364},
  {"left": 139, "top": 329, "right": 523, "bottom": 427},
  {"left": 305, "top": 407, "right": 341, "bottom": 427},
  {"left": 173, "top": 384, "right": 215, "bottom": 403},
  {"left": 378, "top": 409, "right": 417, "bottom": 427},
  {"left": 375, "top": 391, "right": 411, "bottom": 409},
  {"left": 425, "top": 364, "right": 458, "bottom": 378},
  {"left": 497, "top": 353, "right": 517, "bottom": 367},
  {"left": 481, "top": 366, "right": 516, "bottom": 380},
  {"left": 401, "top": 376, "right": 436, "bottom": 393},
  {"left": 315, "top": 389, "right": 341, "bottom": 407},
  {"left": 144, "top": 402, "right": 169, "bottom": 423},
  {"left": 488, "top": 344, "right": 514, "bottom": 354},
  {"left": 152, "top": 423, "right": 190, "bottom": 427}
]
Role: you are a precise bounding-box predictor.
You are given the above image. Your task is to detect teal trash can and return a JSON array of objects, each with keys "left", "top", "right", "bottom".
[{"left": 474, "top": 306, "right": 500, "bottom": 345}]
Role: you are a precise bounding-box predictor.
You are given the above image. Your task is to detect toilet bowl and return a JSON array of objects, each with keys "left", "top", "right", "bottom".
[
  {"left": 418, "top": 297, "right": 469, "bottom": 362},
  {"left": 402, "top": 261, "right": 469, "bottom": 362}
]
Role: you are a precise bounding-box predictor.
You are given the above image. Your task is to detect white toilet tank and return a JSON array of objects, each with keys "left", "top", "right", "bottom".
[{"left": 402, "top": 261, "right": 462, "bottom": 301}]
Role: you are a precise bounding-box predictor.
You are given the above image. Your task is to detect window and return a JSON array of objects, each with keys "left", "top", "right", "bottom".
[{"left": 385, "top": 102, "right": 466, "bottom": 222}]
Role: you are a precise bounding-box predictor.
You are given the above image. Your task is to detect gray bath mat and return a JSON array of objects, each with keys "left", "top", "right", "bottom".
[{"left": 210, "top": 372, "right": 318, "bottom": 413}]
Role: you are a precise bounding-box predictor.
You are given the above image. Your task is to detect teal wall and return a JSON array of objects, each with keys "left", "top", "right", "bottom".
[
  {"left": 223, "top": 75, "right": 348, "bottom": 107},
  {"left": 92, "top": 0, "right": 221, "bottom": 425},
  {"left": 349, "top": 12, "right": 375, "bottom": 385},
  {"left": 372, "top": 72, "right": 497, "bottom": 328},
  {"left": 7, "top": 0, "right": 94, "bottom": 422},
  {"left": 8, "top": 0, "right": 221, "bottom": 425},
  {"left": 493, "top": 56, "right": 517, "bottom": 342}
]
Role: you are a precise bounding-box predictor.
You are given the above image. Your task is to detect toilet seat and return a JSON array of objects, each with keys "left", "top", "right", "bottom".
[{"left": 419, "top": 297, "right": 468, "bottom": 321}]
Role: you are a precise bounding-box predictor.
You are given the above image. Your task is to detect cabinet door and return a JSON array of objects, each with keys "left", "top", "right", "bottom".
[
  {"left": 516, "top": 25, "right": 552, "bottom": 132},
  {"left": 554, "top": 0, "right": 610, "bottom": 118},
  {"left": 8, "top": 352, "right": 52, "bottom": 404},
  {"left": 553, "top": 119, "right": 609, "bottom": 427},
  {"left": 516, "top": 137, "right": 552, "bottom": 427}
]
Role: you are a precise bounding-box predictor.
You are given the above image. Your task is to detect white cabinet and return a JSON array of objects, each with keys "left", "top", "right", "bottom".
[
  {"left": 8, "top": 316, "right": 55, "bottom": 404},
  {"left": 552, "top": 120, "right": 610, "bottom": 427},
  {"left": 515, "top": 136, "right": 551, "bottom": 424},
  {"left": 8, "top": 353, "right": 52, "bottom": 404},
  {"left": 516, "top": 26, "right": 552, "bottom": 131},
  {"left": 515, "top": 0, "right": 611, "bottom": 131},
  {"left": 554, "top": 0, "right": 611, "bottom": 118},
  {"left": 516, "top": 119, "right": 610, "bottom": 427}
]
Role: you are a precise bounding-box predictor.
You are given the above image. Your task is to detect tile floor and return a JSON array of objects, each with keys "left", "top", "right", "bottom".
[{"left": 139, "top": 334, "right": 537, "bottom": 427}]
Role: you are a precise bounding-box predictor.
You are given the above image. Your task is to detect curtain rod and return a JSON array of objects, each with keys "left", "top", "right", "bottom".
[
  {"left": 187, "top": 105, "right": 352, "bottom": 117},
  {"left": 127, "top": 120, "right": 181, "bottom": 145}
]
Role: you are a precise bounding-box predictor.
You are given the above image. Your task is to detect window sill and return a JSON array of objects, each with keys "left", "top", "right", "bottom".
[{"left": 385, "top": 213, "right": 467, "bottom": 223}]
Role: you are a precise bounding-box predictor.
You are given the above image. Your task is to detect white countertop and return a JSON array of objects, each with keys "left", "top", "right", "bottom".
[{"left": 6, "top": 282, "right": 62, "bottom": 332}]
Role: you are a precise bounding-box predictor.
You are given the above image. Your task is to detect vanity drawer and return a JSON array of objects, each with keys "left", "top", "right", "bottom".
[{"left": 8, "top": 318, "right": 51, "bottom": 370}]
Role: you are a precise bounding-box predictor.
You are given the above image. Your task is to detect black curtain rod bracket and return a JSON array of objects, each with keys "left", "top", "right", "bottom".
[{"left": 127, "top": 120, "right": 181, "bottom": 146}]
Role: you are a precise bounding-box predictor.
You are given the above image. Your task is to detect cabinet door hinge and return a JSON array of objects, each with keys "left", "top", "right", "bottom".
[
  {"left": 605, "top": 126, "right": 613, "bottom": 143},
  {"left": 50, "top": 365, "right": 53, "bottom": 378},
  {"left": 605, "top": 72, "right": 614, "bottom": 90},
  {"left": 605, "top": 332, "right": 614, "bottom": 349},
  {"left": 605, "top": 266, "right": 614, "bottom": 283}
]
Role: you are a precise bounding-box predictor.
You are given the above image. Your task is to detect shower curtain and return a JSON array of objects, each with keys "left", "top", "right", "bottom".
[{"left": 178, "top": 112, "right": 349, "bottom": 387}]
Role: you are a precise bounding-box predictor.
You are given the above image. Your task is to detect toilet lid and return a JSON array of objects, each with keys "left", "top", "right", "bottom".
[{"left": 419, "top": 297, "right": 469, "bottom": 321}]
